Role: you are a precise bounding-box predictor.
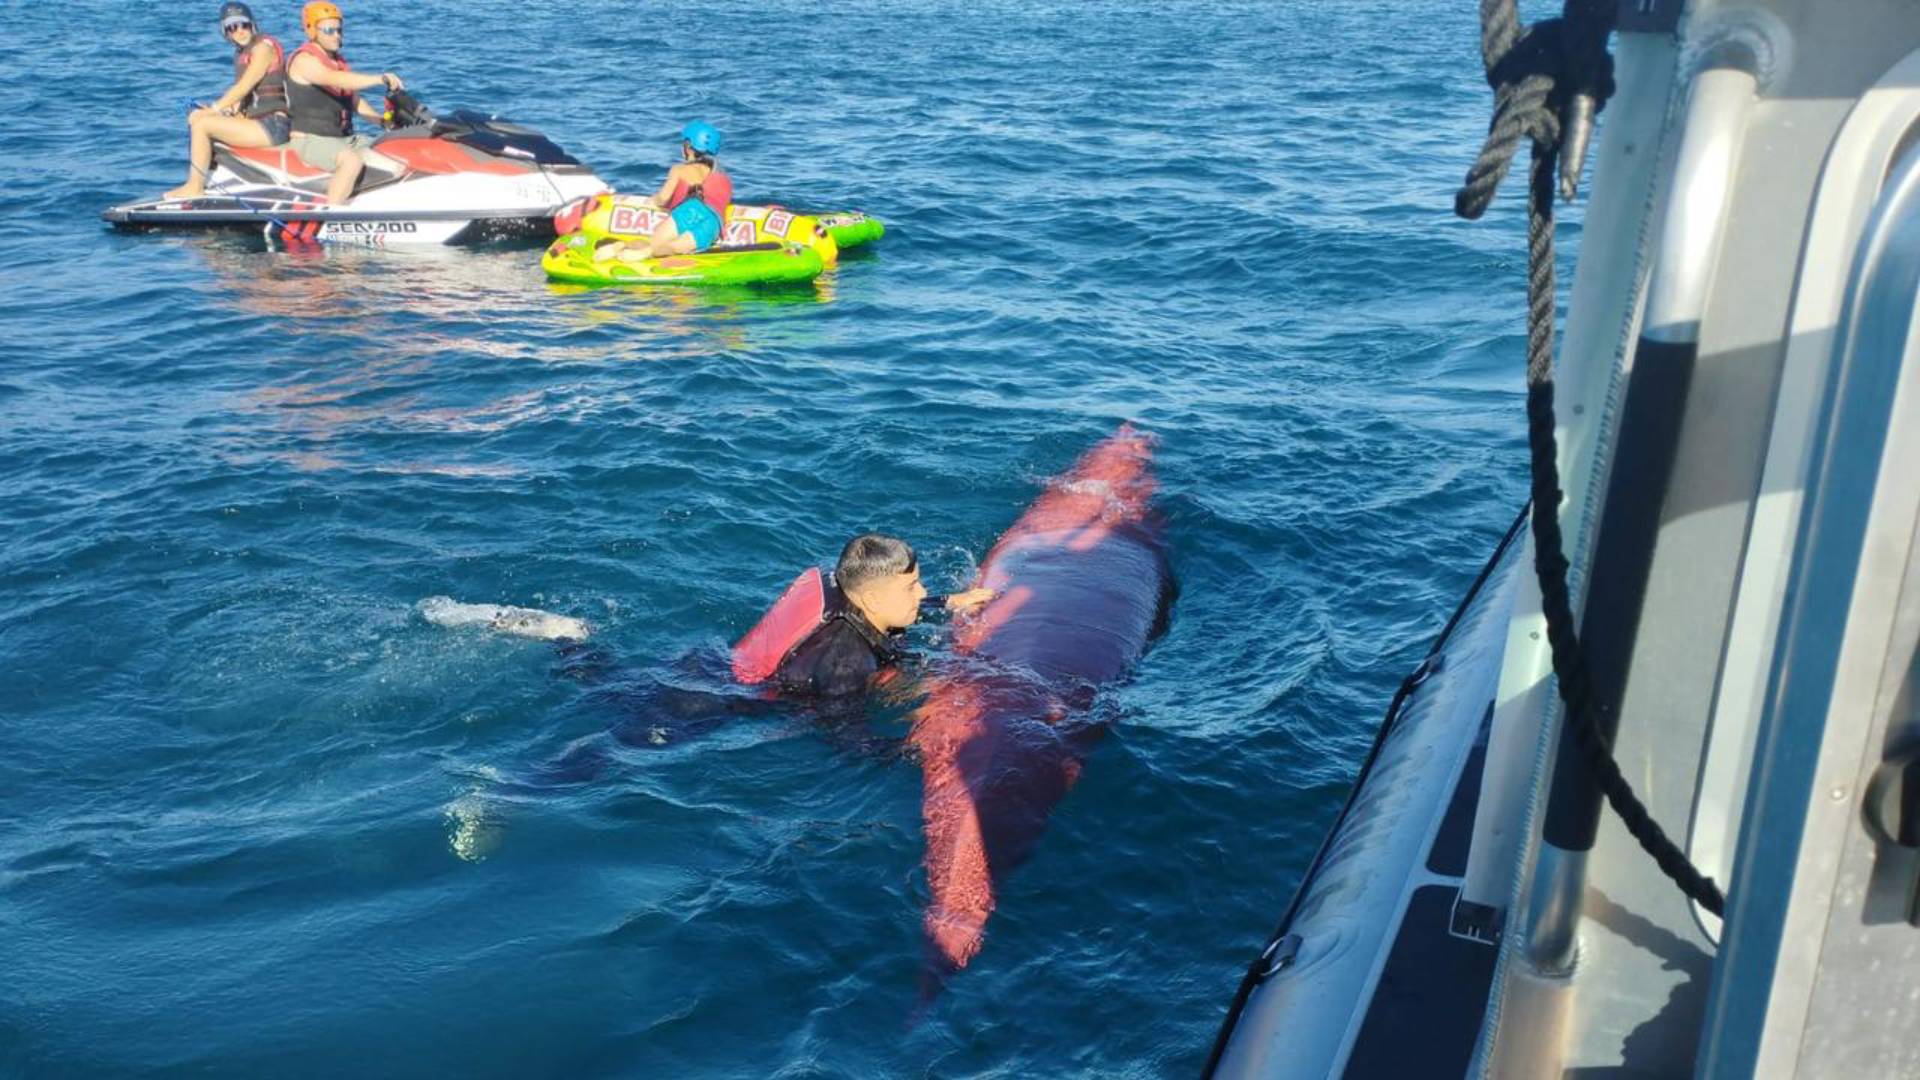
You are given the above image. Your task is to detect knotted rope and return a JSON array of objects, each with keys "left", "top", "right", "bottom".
[{"left": 1459, "top": 0, "right": 1725, "bottom": 917}]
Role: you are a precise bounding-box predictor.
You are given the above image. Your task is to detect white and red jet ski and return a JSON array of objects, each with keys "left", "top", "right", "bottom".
[{"left": 103, "top": 94, "right": 607, "bottom": 247}]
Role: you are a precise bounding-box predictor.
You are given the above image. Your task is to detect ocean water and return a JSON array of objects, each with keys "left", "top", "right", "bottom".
[{"left": 0, "top": 1, "right": 1574, "bottom": 1075}]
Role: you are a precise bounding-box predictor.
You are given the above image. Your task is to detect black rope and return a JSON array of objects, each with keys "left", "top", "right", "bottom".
[
  {"left": 1200, "top": 504, "right": 1533, "bottom": 1078},
  {"left": 1460, "top": 0, "right": 1726, "bottom": 917}
]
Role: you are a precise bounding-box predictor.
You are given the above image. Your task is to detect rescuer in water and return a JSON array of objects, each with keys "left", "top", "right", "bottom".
[{"left": 769, "top": 534, "right": 994, "bottom": 698}]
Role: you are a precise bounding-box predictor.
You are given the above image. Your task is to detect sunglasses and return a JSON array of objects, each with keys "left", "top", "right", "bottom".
[
  {"left": 222, "top": 19, "right": 252, "bottom": 33},
  {"left": 316, "top": 22, "right": 343, "bottom": 35}
]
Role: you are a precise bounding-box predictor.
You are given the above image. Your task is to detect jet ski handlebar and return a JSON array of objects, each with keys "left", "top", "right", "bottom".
[{"left": 380, "top": 88, "right": 434, "bottom": 130}]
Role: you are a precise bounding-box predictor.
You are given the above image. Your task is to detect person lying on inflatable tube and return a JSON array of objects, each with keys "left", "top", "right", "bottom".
[
  {"left": 595, "top": 121, "right": 735, "bottom": 261},
  {"left": 734, "top": 534, "right": 994, "bottom": 698}
]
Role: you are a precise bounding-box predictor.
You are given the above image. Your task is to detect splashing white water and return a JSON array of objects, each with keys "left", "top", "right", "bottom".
[
  {"left": 416, "top": 596, "right": 590, "bottom": 641},
  {"left": 445, "top": 787, "right": 502, "bottom": 863}
]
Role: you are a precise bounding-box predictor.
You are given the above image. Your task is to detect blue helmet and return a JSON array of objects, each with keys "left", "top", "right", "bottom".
[
  {"left": 681, "top": 121, "right": 722, "bottom": 156},
  {"left": 220, "top": 2, "right": 254, "bottom": 27}
]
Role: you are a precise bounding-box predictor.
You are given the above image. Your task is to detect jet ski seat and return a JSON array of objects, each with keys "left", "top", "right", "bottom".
[
  {"left": 222, "top": 145, "right": 327, "bottom": 179},
  {"left": 210, "top": 143, "right": 408, "bottom": 194}
]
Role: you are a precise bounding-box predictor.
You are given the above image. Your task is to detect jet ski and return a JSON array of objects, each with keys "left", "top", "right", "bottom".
[{"left": 102, "top": 91, "right": 608, "bottom": 248}]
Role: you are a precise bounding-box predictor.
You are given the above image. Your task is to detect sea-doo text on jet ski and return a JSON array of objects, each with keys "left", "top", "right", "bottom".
[{"left": 103, "top": 92, "right": 607, "bottom": 247}]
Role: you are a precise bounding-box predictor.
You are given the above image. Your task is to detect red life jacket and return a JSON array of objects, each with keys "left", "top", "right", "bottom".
[
  {"left": 286, "top": 41, "right": 354, "bottom": 137},
  {"left": 666, "top": 167, "right": 733, "bottom": 215},
  {"left": 731, "top": 567, "right": 826, "bottom": 683},
  {"left": 234, "top": 34, "right": 288, "bottom": 118}
]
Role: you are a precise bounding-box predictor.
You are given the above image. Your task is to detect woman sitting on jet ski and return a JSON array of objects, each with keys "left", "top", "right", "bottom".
[
  {"left": 598, "top": 122, "right": 735, "bottom": 260},
  {"left": 164, "top": 3, "right": 291, "bottom": 200}
]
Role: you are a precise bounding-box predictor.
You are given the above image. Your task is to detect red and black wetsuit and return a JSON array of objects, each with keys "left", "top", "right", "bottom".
[
  {"left": 773, "top": 587, "right": 963, "bottom": 698},
  {"left": 774, "top": 587, "right": 904, "bottom": 698}
]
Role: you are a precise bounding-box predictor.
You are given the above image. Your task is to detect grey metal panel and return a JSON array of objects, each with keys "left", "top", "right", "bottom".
[
  {"left": 1618, "top": 0, "right": 1683, "bottom": 35},
  {"left": 1700, "top": 137, "right": 1920, "bottom": 1078},
  {"left": 1487, "top": 10, "right": 1920, "bottom": 1077},
  {"left": 1794, "top": 541, "right": 1920, "bottom": 1076},
  {"left": 1641, "top": 65, "right": 1759, "bottom": 346},
  {"left": 1689, "top": 45, "right": 1920, "bottom": 944}
]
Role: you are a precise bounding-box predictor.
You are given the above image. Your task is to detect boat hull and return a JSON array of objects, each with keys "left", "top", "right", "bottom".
[{"left": 1207, "top": 517, "right": 1523, "bottom": 1077}]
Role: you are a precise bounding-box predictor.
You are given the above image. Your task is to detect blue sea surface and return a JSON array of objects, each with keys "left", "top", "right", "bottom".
[{"left": 0, "top": 1, "right": 1573, "bottom": 1074}]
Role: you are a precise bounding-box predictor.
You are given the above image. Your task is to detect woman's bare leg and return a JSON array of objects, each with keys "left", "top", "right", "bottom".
[
  {"left": 647, "top": 217, "right": 697, "bottom": 257},
  {"left": 166, "top": 114, "right": 276, "bottom": 199}
]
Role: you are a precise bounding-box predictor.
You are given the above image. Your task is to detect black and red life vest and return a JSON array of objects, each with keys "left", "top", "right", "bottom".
[
  {"left": 285, "top": 41, "right": 354, "bottom": 137},
  {"left": 733, "top": 568, "right": 826, "bottom": 683},
  {"left": 732, "top": 568, "right": 908, "bottom": 694},
  {"left": 234, "top": 34, "right": 288, "bottom": 119}
]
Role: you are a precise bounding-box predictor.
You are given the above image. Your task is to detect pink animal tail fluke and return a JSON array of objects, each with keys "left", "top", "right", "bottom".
[
  {"left": 924, "top": 905, "right": 990, "bottom": 975},
  {"left": 915, "top": 690, "right": 997, "bottom": 975}
]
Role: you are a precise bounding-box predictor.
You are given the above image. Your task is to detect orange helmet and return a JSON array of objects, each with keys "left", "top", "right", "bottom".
[{"left": 302, "top": 2, "right": 342, "bottom": 35}]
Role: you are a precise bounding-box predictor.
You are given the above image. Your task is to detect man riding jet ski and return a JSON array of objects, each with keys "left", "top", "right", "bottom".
[
  {"left": 104, "top": 1, "right": 606, "bottom": 247},
  {"left": 281, "top": 0, "right": 405, "bottom": 207}
]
